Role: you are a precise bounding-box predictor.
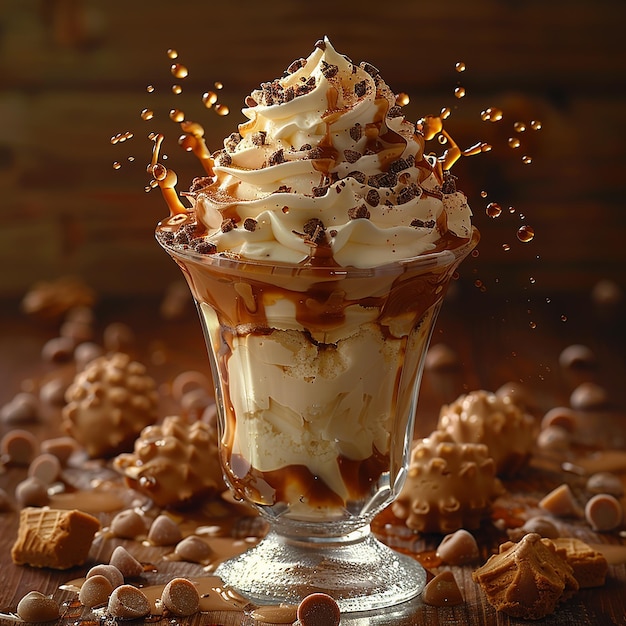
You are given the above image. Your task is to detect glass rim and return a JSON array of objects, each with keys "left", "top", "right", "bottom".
[{"left": 156, "top": 226, "right": 479, "bottom": 279}]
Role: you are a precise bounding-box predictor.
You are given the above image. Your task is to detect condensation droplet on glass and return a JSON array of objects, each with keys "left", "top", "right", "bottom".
[
  {"left": 215, "top": 81, "right": 223, "bottom": 90},
  {"left": 127, "top": 156, "right": 135, "bottom": 162},
  {"left": 172, "top": 84, "right": 182, "bottom": 95},
  {"left": 545, "top": 297, "right": 551, "bottom": 303},
  {"left": 529, "top": 277, "right": 536, "bottom": 284},
  {"left": 146, "top": 85, "right": 155, "bottom": 93},
  {"left": 171, "top": 63, "right": 188, "bottom": 79},
  {"left": 454, "top": 86, "right": 466, "bottom": 99},
  {"left": 522, "top": 155, "right": 533, "bottom": 165},
  {"left": 474, "top": 279, "right": 483, "bottom": 289},
  {"left": 113, "top": 161, "right": 121, "bottom": 170},
  {"left": 530, "top": 120, "right": 542, "bottom": 131},
  {"left": 509, "top": 206, "right": 516, "bottom": 214},
  {"left": 169, "top": 109, "right": 185, "bottom": 123},
  {"left": 502, "top": 243, "right": 511, "bottom": 252},
  {"left": 561, "top": 315, "right": 568, "bottom": 322},
  {"left": 514, "top": 121, "right": 527, "bottom": 132},
  {"left": 471, "top": 249, "right": 480, "bottom": 258},
  {"left": 167, "top": 48, "right": 178, "bottom": 59},
  {"left": 396, "top": 92, "right": 410, "bottom": 106},
  {"left": 486, "top": 202, "right": 502, "bottom": 218},
  {"left": 517, "top": 225, "right": 535, "bottom": 243},
  {"left": 455, "top": 61, "right": 466, "bottom": 72},
  {"left": 214, "top": 103, "right": 230, "bottom": 116},
  {"left": 140, "top": 109, "right": 154, "bottom": 121},
  {"left": 480, "top": 190, "right": 488, "bottom": 198},
  {"left": 437, "top": 134, "right": 447, "bottom": 145},
  {"left": 529, "top": 321, "right": 537, "bottom": 329},
  {"left": 202, "top": 91, "right": 218, "bottom": 107},
  {"left": 508, "top": 137, "right": 521, "bottom": 149}
]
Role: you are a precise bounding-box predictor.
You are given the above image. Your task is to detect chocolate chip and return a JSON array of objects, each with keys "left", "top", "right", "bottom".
[
  {"left": 397, "top": 184, "right": 420, "bottom": 204},
  {"left": 387, "top": 105, "right": 403, "bottom": 118},
  {"left": 360, "top": 61, "right": 379, "bottom": 77},
  {"left": 367, "top": 172, "right": 397, "bottom": 188},
  {"left": 189, "top": 176, "right": 214, "bottom": 192},
  {"left": 269, "top": 149, "right": 285, "bottom": 166},
  {"left": 277, "top": 185, "right": 292, "bottom": 193},
  {"left": 194, "top": 240, "right": 217, "bottom": 255},
  {"left": 244, "top": 96, "right": 258, "bottom": 107},
  {"left": 411, "top": 218, "right": 435, "bottom": 229},
  {"left": 441, "top": 171, "right": 458, "bottom": 194},
  {"left": 302, "top": 218, "right": 326, "bottom": 245},
  {"left": 224, "top": 133, "right": 242, "bottom": 152},
  {"left": 161, "top": 578, "right": 200, "bottom": 616},
  {"left": 348, "top": 204, "right": 370, "bottom": 220},
  {"left": 17, "top": 592, "right": 60, "bottom": 623},
  {"left": 344, "top": 149, "right": 361, "bottom": 164},
  {"left": 221, "top": 218, "right": 237, "bottom": 233},
  {"left": 312, "top": 185, "right": 328, "bottom": 197},
  {"left": 354, "top": 80, "right": 367, "bottom": 97},
  {"left": 299, "top": 143, "right": 312, "bottom": 151},
  {"left": 349, "top": 123, "right": 362, "bottom": 142},
  {"left": 365, "top": 189, "right": 380, "bottom": 206},
  {"left": 321, "top": 61, "right": 338, "bottom": 79},
  {"left": 314, "top": 39, "right": 326, "bottom": 50},
  {"left": 347, "top": 170, "right": 366, "bottom": 184},
  {"left": 251, "top": 131, "right": 267, "bottom": 146},
  {"left": 389, "top": 158, "right": 410, "bottom": 174},
  {"left": 243, "top": 218, "right": 258, "bottom": 232},
  {"left": 287, "top": 58, "right": 306, "bottom": 74}
]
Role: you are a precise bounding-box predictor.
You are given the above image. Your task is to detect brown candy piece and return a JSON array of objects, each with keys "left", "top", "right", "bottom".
[
  {"left": 86, "top": 564, "right": 124, "bottom": 589},
  {"left": 552, "top": 537, "right": 608, "bottom": 588},
  {"left": 174, "top": 535, "right": 213, "bottom": 564},
  {"left": 570, "top": 382, "right": 609, "bottom": 410},
  {"left": 1, "top": 429, "right": 39, "bottom": 465},
  {"left": 539, "top": 484, "right": 583, "bottom": 518},
  {"left": 585, "top": 493, "right": 623, "bottom": 531},
  {"left": 558, "top": 344, "right": 596, "bottom": 370},
  {"left": 586, "top": 472, "right": 624, "bottom": 497},
  {"left": 15, "top": 476, "right": 50, "bottom": 508},
  {"left": 161, "top": 577, "right": 200, "bottom": 616},
  {"left": 41, "top": 336, "right": 76, "bottom": 363},
  {"left": 107, "top": 584, "right": 151, "bottom": 619},
  {"left": 16, "top": 591, "right": 61, "bottom": 623},
  {"left": 0, "top": 392, "right": 40, "bottom": 424},
  {"left": 40, "top": 436, "right": 79, "bottom": 467},
  {"left": 28, "top": 453, "right": 62, "bottom": 485},
  {"left": 422, "top": 570, "right": 464, "bottom": 607},
  {"left": 296, "top": 593, "right": 341, "bottom": 626}
]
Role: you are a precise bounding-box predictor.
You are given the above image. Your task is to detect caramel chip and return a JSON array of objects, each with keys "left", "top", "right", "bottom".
[
  {"left": 109, "top": 545, "right": 144, "bottom": 578},
  {"left": 174, "top": 535, "right": 213, "bottom": 564},
  {"left": 16, "top": 591, "right": 61, "bottom": 623},
  {"left": 161, "top": 577, "right": 200, "bottom": 616},
  {"left": 79, "top": 574, "right": 113, "bottom": 608},
  {"left": 148, "top": 514, "right": 183, "bottom": 546},
  {"left": 86, "top": 564, "right": 124, "bottom": 589},
  {"left": 107, "top": 584, "right": 151, "bottom": 619},
  {"left": 552, "top": 537, "right": 608, "bottom": 588},
  {"left": 110, "top": 509, "right": 147, "bottom": 540},
  {"left": 539, "top": 483, "right": 583, "bottom": 518},
  {"left": 436, "top": 529, "right": 480, "bottom": 565},
  {"left": 422, "top": 570, "right": 464, "bottom": 607},
  {"left": 296, "top": 593, "right": 341, "bottom": 626},
  {"left": 585, "top": 493, "right": 623, "bottom": 531}
]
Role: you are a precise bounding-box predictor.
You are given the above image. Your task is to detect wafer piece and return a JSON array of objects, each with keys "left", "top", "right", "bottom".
[
  {"left": 552, "top": 537, "right": 608, "bottom": 588},
  {"left": 11, "top": 507, "right": 100, "bottom": 569}
]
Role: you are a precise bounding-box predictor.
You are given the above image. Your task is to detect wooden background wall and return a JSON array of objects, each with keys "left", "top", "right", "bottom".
[{"left": 1, "top": 0, "right": 624, "bottom": 299}]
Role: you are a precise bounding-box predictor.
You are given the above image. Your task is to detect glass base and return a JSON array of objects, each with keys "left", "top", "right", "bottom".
[{"left": 215, "top": 525, "right": 426, "bottom": 613}]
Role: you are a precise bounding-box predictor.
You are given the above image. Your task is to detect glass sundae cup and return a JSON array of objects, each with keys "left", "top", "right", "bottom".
[
  {"left": 157, "top": 226, "right": 478, "bottom": 611},
  {"left": 151, "top": 36, "right": 480, "bottom": 612}
]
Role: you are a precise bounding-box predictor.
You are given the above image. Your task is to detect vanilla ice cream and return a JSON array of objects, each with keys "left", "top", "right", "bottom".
[{"left": 155, "top": 38, "right": 478, "bottom": 525}]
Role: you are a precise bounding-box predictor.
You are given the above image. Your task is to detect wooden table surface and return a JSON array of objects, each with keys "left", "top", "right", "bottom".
[{"left": 0, "top": 284, "right": 625, "bottom": 626}]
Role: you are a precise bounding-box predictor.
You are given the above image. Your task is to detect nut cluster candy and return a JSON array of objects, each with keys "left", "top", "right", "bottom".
[
  {"left": 392, "top": 430, "right": 503, "bottom": 533},
  {"left": 114, "top": 414, "right": 225, "bottom": 508},
  {"left": 438, "top": 389, "right": 535, "bottom": 475},
  {"left": 62, "top": 352, "right": 159, "bottom": 458}
]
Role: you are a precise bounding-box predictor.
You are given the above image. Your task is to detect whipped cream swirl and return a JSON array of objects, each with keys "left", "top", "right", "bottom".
[{"left": 182, "top": 38, "right": 472, "bottom": 268}]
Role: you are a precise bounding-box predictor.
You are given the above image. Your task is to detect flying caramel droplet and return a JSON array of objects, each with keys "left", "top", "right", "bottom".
[
  {"left": 171, "top": 63, "right": 188, "bottom": 79},
  {"left": 517, "top": 225, "right": 535, "bottom": 242},
  {"left": 140, "top": 109, "right": 154, "bottom": 121}
]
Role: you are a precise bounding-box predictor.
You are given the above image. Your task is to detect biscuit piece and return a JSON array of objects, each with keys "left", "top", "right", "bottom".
[
  {"left": 552, "top": 537, "right": 608, "bottom": 588},
  {"left": 472, "top": 533, "right": 578, "bottom": 620},
  {"left": 11, "top": 507, "right": 100, "bottom": 569}
]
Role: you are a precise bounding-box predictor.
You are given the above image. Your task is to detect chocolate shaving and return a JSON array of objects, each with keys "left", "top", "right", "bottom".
[
  {"left": 344, "top": 149, "right": 361, "bottom": 164},
  {"left": 397, "top": 183, "right": 420, "bottom": 204},
  {"left": 348, "top": 204, "right": 371, "bottom": 220},
  {"left": 299, "top": 143, "right": 312, "bottom": 151},
  {"left": 189, "top": 177, "right": 213, "bottom": 193},
  {"left": 389, "top": 158, "right": 410, "bottom": 174},
  {"left": 367, "top": 172, "right": 397, "bottom": 189},
  {"left": 411, "top": 218, "right": 436, "bottom": 229},
  {"left": 387, "top": 105, "right": 403, "bottom": 118},
  {"left": 296, "top": 76, "right": 317, "bottom": 97},
  {"left": 244, "top": 96, "right": 257, "bottom": 107},
  {"left": 243, "top": 218, "right": 258, "bottom": 232},
  {"left": 277, "top": 185, "right": 292, "bottom": 193},
  {"left": 214, "top": 150, "right": 232, "bottom": 166},
  {"left": 174, "top": 223, "right": 197, "bottom": 245},
  {"left": 314, "top": 39, "right": 326, "bottom": 50},
  {"left": 441, "top": 171, "right": 458, "bottom": 194},
  {"left": 312, "top": 185, "right": 329, "bottom": 197}
]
